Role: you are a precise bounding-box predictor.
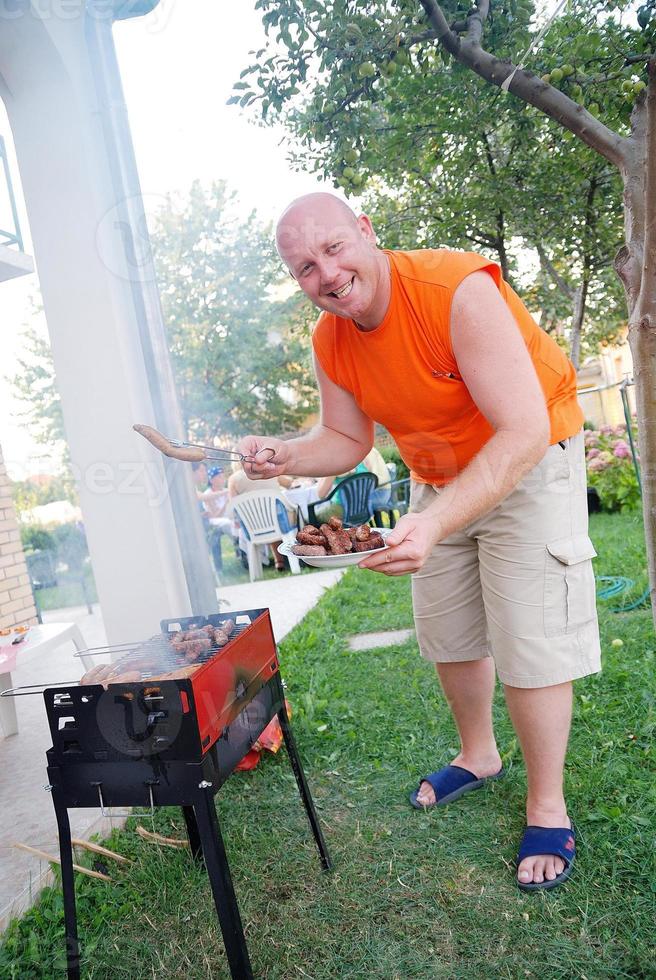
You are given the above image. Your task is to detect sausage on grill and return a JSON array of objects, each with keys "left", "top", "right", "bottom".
[
  {"left": 107, "top": 671, "right": 142, "bottom": 685},
  {"left": 179, "top": 637, "right": 212, "bottom": 662},
  {"left": 171, "top": 628, "right": 208, "bottom": 645},
  {"left": 80, "top": 665, "right": 111, "bottom": 686},
  {"left": 80, "top": 665, "right": 143, "bottom": 688}
]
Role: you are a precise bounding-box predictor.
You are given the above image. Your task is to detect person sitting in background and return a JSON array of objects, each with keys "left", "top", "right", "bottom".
[
  {"left": 316, "top": 447, "right": 391, "bottom": 517},
  {"left": 316, "top": 460, "right": 368, "bottom": 499},
  {"left": 363, "top": 446, "right": 393, "bottom": 513},
  {"left": 192, "top": 460, "right": 209, "bottom": 501},
  {"left": 228, "top": 464, "right": 294, "bottom": 572},
  {"left": 203, "top": 466, "right": 231, "bottom": 525},
  {"left": 192, "top": 461, "right": 231, "bottom": 576},
  {"left": 192, "top": 461, "right": 222, "bottom": 577},
  {"left": 202, "top": 466, "right": 236, "bottom": 572}
]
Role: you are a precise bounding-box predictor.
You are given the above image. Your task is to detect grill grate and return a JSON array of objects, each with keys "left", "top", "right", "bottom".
[{"left": 105, "top": 617, "right": 252, "bottom": 678}]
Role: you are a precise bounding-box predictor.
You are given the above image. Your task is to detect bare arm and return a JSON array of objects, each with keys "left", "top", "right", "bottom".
[
  {"left": 362, "top": 271, "right": 550, "bottom": 574},
  {"left": 316, "top": 475, "right": 336, "bottom": 498},
  {"left": 238, "top": 353, "right": 374, "bottom": 479}
]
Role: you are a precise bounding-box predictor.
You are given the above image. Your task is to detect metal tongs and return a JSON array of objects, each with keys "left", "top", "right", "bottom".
[
  {"left": 169, "top": 439, "right": 276, "bottom": 465},
  {"left": 133, "top": 424, "right": 276, "bottom": 465}
]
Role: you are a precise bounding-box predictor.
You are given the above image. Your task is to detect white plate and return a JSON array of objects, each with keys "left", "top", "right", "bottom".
[{"left": 279, "top": 527, "right": 392, "bottom": 569}]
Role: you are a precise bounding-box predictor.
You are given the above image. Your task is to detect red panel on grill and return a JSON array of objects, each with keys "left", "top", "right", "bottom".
[{"left": 183, "top": 610, "right": 279, "bottom": 752}]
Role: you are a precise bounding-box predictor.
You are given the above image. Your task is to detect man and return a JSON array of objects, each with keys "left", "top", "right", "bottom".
[{"left": 239, "top": 193, "right": 600, "bottom": 891}]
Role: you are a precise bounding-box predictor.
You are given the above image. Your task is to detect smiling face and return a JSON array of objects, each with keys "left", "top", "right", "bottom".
[{"left": 276, "top": 193, "right": 390, "bottom": 330}]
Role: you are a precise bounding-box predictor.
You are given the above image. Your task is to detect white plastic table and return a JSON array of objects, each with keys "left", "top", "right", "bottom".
[
  {"left": 0, "top": 623, "right": 90, "bottom": 738},
  {"left": 283, "top": 484, "right": 320, "bottom": 525}
]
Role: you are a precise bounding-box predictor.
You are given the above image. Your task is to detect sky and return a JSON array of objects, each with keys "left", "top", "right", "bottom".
[{"left": 0, "top": 0, "right": 328, "bottom": 478}]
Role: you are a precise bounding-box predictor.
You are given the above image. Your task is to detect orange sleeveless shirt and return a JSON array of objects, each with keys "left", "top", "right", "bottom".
[{"left": 312, "top": 249, "right": 583, "bottom": 486}]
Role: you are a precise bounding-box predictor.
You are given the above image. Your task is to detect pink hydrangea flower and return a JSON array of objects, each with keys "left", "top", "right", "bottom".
[
  {"left": 586, "top": 448, "right": 601, "bottom": 459},
  {"left": 600, "top": 425, "right": 614, "bottom": 435},
  {"left": 613, "top": 440, "right": 631, "bottom": 459},
  {"left": 598, "top": 451, "right": 614, "bottom": 464},
  {"left": 588, "top": 457, "right": 608, "bottom": 472}
]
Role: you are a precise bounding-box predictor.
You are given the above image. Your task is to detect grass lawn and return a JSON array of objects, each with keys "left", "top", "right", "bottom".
[
  {"left": 33, "top": 568, "right": 98, "bottom": 613},
  {"left": 1, "top": 512, "right": 654, "bottom": 978}
]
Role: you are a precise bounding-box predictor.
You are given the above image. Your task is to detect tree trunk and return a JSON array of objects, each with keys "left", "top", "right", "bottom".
[
  {"left": 615, "top": 71, "right": 656, "bottom": 622},
  {"left": 570, "top": 178, "right": 597, "bottom": 372},
  {"left": 570, "top": 285, "right": 585, "bottom": 371}
]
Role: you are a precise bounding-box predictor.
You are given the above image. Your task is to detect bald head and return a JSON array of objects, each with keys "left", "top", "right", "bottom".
[{"left": 275, "top": 193, "right": 363, "bottom": 265}]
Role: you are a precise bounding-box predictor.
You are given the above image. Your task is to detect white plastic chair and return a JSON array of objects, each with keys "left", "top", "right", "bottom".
[{"left": 229, "top": 490, "right": 301, "bottom": 582}]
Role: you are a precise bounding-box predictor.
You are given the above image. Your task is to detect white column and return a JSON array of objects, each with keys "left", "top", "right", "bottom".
[{"left": 0, "top": 3, "right": 215, "bottom": 643}]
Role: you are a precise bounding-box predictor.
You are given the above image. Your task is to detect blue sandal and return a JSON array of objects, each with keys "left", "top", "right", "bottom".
[
  {"left": 516, "top": 823, "right": 576, "bottom": 892},
  {"left": 409, "top": 764, "right": 504, "bottom": 809}
]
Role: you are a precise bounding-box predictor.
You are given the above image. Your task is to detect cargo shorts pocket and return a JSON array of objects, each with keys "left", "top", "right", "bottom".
[
  {"left": 544, "top": 535, "right": 598, "bottom": 637},
  {"left": 409, "top": 480, "right": 437, "bottom": 515}
]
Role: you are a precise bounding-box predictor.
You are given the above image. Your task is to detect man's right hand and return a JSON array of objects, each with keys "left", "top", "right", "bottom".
[{"left": 237, "top": 435, "right": 292, "bottom": 479}]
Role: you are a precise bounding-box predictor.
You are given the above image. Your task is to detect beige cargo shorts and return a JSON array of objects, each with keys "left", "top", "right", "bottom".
[{"left": 410, "top": 431, "right": 602, "bottom": 688}]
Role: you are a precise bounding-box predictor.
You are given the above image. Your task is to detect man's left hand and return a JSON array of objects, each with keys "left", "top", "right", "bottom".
[{"left": 358, "top": 513, "right": 440, "bottom": 576}]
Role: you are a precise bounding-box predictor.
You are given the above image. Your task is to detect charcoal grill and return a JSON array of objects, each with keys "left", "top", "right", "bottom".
[{"left": 6, "top": 608, "right": 330, "bottom": 979}]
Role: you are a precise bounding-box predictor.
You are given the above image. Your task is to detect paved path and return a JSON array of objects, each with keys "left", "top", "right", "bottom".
[
  {"left": 0, "top": 568, "right": 344, "bottom": 930},
  {"left": 217, "top": 568, "right": 345, "bottom": 643}
]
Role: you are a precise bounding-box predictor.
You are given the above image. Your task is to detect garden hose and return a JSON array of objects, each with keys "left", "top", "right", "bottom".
[{"left": 596, "top": 575, "right": 651, "bottom": 613}]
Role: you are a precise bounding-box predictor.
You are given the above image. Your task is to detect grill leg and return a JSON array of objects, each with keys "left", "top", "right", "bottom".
[
  {"left": 276, "top": 685, "right": 332, "bottom": 871},
  {"left": 193, "top": 788, "right": 253, "bottom": 980},
  {"left": 182, "top": 805, "right": 203, "bottom": 861},
  {"left": 51, "top": 787, "right": 80, "bottom": 980}
]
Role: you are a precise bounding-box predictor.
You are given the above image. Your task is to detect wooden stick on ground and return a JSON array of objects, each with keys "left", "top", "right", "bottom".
[
  {"left": 71, "top": 838, "right": 133, "bottom": 865},
  {"left": 135, "top": 825, "right": 189, "bottom": 848},
  {"left": 13, "top": 843, "right": 112, "bottom": 882}
]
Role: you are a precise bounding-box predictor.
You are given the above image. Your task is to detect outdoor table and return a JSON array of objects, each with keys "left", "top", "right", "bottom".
[
  {"left": 0, "top": 623, "right": 90, "bottom": 738},
  {"left": 283, "top": 483, "right": 320, "bottom": 526}
]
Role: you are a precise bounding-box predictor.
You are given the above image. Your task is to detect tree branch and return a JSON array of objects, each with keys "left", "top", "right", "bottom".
[
  {"left": 480, "top": 131, "right": 497, "bottom": 177},
  {"left": 406, "top": 30, "right": 439, "bottom": 46},
  {"left": 465, "top": 231, "right": 497, "bottom": 249},
  {"left": 419, "top": 0, "right": 630, "bottom": 171},
  {"left": 495, "top": 211, "right": 510, "bottom": 283},
  {"left": 417, "top": 0, "right": 461, "bottom": 55},
  {"left": 467, "top": 1, "right": 490, "bottom": 45},
  {"left": 536, "top": 244, "right": 574, "bottom": 299}
]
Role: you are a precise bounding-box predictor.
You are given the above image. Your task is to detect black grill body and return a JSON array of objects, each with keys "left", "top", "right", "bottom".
[{"left": 44, "top": 609, "right": 330, "bottom": 979}]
